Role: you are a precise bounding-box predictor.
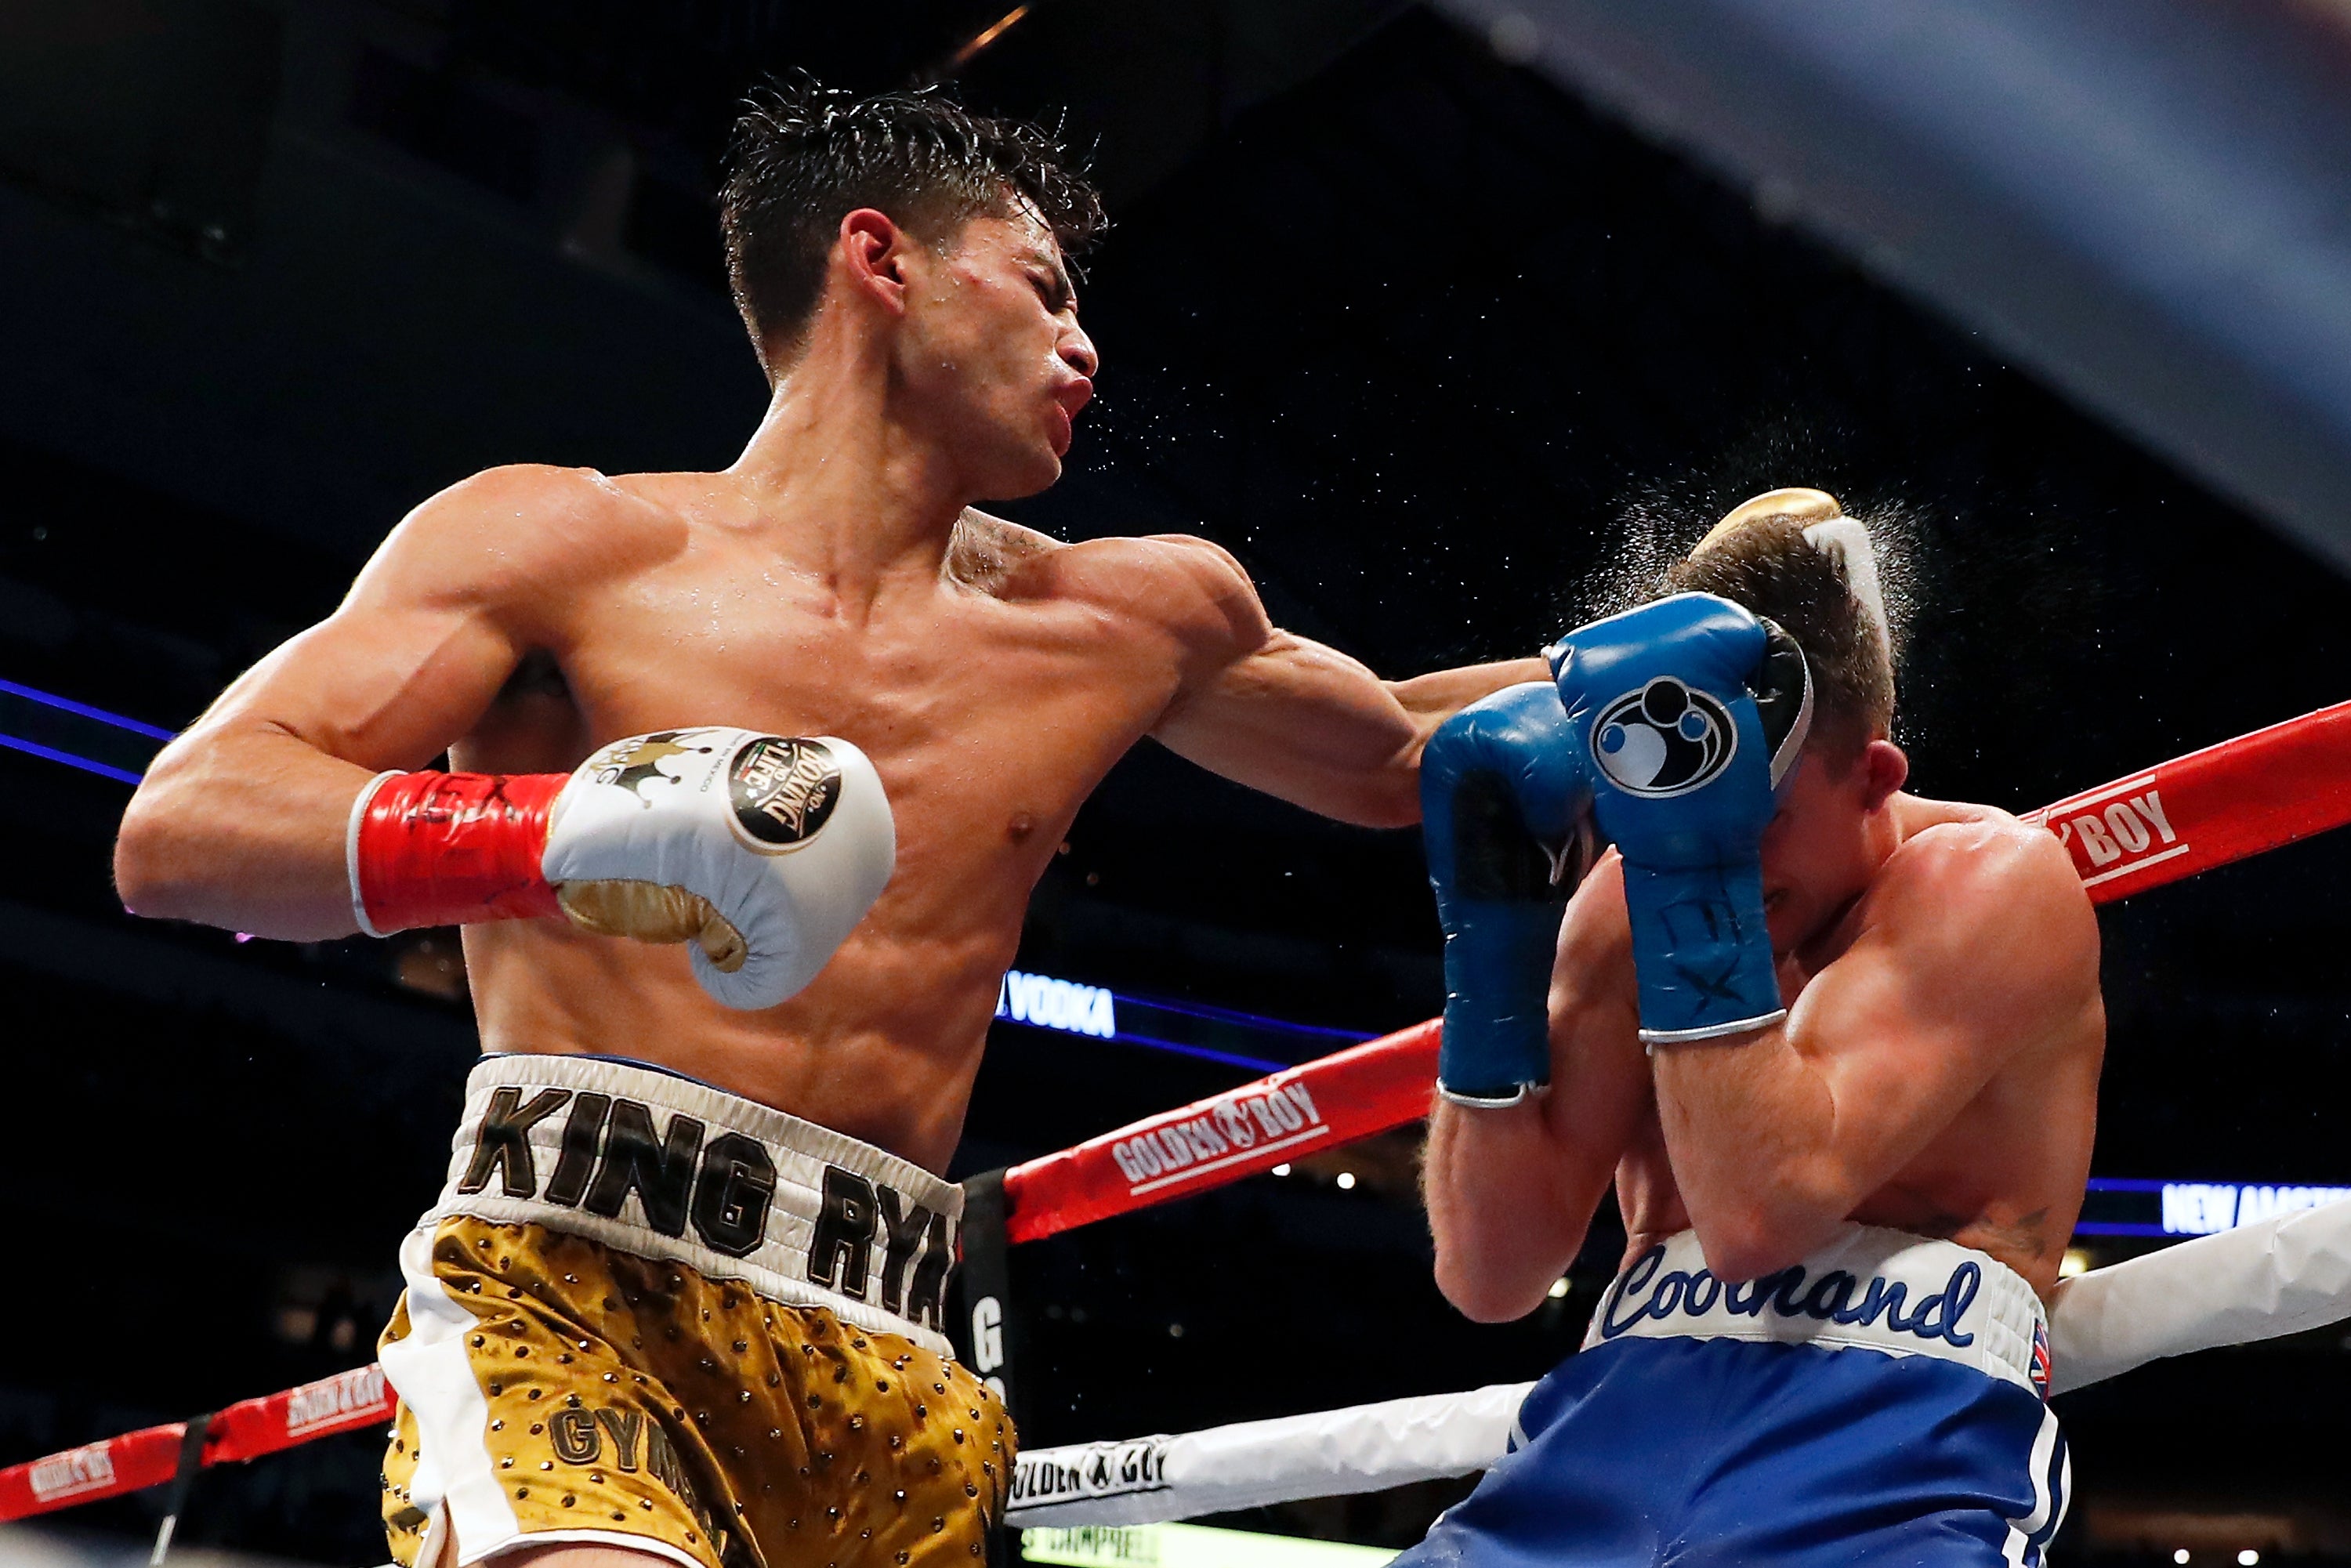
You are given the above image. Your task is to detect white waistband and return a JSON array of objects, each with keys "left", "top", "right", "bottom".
[
  {"left": 1582, "top": 1226, "right": 2050, "bottom": 1396},
  {"left": 424, "top": 1053, "right": 962, "bottom": 1357}
]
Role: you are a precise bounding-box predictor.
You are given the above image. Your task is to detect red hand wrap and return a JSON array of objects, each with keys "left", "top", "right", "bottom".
[{"left": 353, "top": 771, "right": 567, "bottom": 932}]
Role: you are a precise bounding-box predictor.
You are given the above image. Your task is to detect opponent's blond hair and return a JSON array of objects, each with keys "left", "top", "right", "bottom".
[{"left": 1666, "top": 488, "right": 1896, "bottom": 763}]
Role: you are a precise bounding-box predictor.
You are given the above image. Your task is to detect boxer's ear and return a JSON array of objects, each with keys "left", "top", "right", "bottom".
[
  {"left": 1859, "top": 739, "right": 1907, "bottom": 813},
  {"left": 839, "top": 208, "right": 913, "bottom": 314}
]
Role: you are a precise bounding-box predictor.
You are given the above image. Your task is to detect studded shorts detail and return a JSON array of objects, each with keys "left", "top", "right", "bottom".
[
  {"left": 376, "top": 1055, "right": 1007, "bottom": 1568},
  {"left": 379, "top": 1216, "right": 1010, "bottom": 1568}
]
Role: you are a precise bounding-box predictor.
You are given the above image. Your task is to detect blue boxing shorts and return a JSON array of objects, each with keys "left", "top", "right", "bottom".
[{"left": 1400, "top": 1225, "right": 2068, "bottom": 1567}]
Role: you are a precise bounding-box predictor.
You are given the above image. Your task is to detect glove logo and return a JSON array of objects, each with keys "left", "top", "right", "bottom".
[
  {"left": 1592, "top": 678, "right": 1735, "bottom": 797},
  {"left": 592, "top": 731, "right": 717, "bottom": 804},
  {"left": 727, "top": 737, "right": 842, "bottom": 850}
]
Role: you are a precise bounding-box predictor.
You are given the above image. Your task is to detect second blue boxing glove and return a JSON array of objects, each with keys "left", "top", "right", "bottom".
[{"left": 1422, "top": 683, "right": 1595, "bottom": 1106}]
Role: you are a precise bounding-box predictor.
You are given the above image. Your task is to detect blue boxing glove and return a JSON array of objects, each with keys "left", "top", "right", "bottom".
[
  {"left": 1421, "top": 683, "right": 1596, "bottom": 1106},
  {"left": 1549, "top": 594, "right": 1813, "bottom": 1045}
]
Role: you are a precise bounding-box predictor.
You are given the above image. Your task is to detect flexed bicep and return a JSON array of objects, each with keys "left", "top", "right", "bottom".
[
  {"left": 1654, "top": 815, "right": 2101, "bottom": 1280},
  {"left": 1788, "top": 820, "right": 2100, "bottom": 1190},
  {"left": 115, "top": 466, "right": 607, "bottom": 936}
]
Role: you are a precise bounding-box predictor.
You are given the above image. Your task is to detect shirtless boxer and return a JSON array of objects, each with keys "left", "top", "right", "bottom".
[
  {"left": 1408, "top": 491, "right": 2103, "bottom": 1564},
  {"left": 110, "top": 85, "right": 1540, "bottom": 1568}
]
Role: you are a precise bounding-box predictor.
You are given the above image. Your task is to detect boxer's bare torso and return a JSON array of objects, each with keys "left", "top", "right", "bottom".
[
  {"left": 117, "top": 204, "right": 1544, "bottom": 1175},
  {"left": 435, "top": 472, "right": 1433, "bottom": 1168},
  {"left": 120, "top": 463, "right": 1525, "bottom": 1172},
  {"left": 1426, "top": 773, "right": 2105, "bottom": 1313}
]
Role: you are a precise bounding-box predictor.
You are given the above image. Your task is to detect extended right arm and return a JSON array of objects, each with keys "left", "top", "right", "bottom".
[{"left": 114, "top": 469, "right": 556, "bottom": 936}]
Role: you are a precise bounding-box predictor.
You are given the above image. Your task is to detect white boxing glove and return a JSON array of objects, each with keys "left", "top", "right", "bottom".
[
  {"left": 545, "top": 729, "right": 894, "bottom": 1009},
  {"left": 348, "top": 727, "right": 894, "bottom": 1009}
]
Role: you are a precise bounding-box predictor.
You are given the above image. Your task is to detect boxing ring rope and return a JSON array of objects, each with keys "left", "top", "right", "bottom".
[
  {"left": 999, "top": 1195, "right": 2351, "bottom": 1530},
  {"left": 1002, "top": 697, "right": 2351, "bottom": 1244},
  {"left": 1007, "top": 1384, "right": 1536, "bottom": 1529},
  {"left": 9, "top": 699, "right": 2351, "bottom": 1533},
  {"left": 0, "top": 1366, "right": 395, "bottom": 1526}
]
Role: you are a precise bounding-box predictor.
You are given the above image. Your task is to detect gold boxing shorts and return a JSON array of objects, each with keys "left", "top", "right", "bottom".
[{"left": 376, "top": 1054, "right": 1009, "bottom": 1568}]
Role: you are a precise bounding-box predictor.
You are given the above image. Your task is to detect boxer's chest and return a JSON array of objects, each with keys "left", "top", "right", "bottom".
[{"left": 500, "top": 558, "right": 1179, "bottom": 893}]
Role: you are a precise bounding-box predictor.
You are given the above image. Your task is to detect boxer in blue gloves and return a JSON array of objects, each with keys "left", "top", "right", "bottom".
[{"left": 1412, "top": 491, "right": 2106, "bottom": 1567}]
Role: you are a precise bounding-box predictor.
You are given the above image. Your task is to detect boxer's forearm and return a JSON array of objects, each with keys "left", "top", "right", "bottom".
[
  {"left": 115, "top": 725, "right": 378, "bottom": 938},
  {"left": 1312, "top": 657, "right": 1548, "bottom": 825},
  {"left": 1387, "top": 659, "right": 1552, "bottom": 726},
  {"left": 1331, "top": 657, "right": 1552, "bottom": 823},
  {"left": 1160, "top": 643, "right": 1542, "bottom": 829},
  {"left": 1650, "top": 1032, "right": 1855, "bottom": 1281},
  {"left": 1654, "top": 842, "right": 2085, "bottom": 1282},
  {"left": 1425, "top": 1099, "right": 1592, "bottom": 1321}
]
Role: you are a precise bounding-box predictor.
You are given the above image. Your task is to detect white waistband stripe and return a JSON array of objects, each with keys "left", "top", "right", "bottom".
[
  {"left": 1584, "top": 1226, "right": 2049, "bottom": 1395},
  {"left": 425, "top": 1054, "right": 961, "bottom": 1356}
]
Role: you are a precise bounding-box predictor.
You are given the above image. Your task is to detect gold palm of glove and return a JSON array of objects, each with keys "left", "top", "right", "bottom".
[
  {"left": 554, "top": 880, "right": 750, "bottom": 973},
  {"left": 1694, "top": 486, "right": 1843, "bottom": 556}
]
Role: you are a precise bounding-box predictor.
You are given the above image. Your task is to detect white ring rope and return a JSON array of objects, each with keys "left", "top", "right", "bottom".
[
  {"left": 1008, "top": 1383, "right": 1531, "bottom": 1529},
  {"left": 2046, "top": 1190, "right": 2351, "bottom": 1392},
  {"left": 1010, "top": 1198, "right": 2351, "bottom": 1528}
]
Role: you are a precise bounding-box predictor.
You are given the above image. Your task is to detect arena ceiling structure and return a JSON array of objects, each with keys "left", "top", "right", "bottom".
[
  {"left": 1429, "top": 0, "right": 2351, "bottom": 575},
  {"left": 3, "top": 3, "right": 2351, "bottom": 1566}
]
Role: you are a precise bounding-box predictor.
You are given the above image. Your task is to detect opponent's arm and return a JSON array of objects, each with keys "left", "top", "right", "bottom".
[
  {"left": 114, "top": 466, "right": 575, "bottom": 937},
  {"left": 1426, "top": 864, "right": 1650, "bottom": 1322},
  {"left": 1144, "top": 538, "right": 1546, "bottom": 827},
  {"left": 1652, "top": 824, "right": 2099, "bottom": 1282}
]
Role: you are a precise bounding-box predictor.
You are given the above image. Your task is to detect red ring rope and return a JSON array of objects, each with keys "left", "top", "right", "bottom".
[
  {"left": 0, "top": 1366, "right": 392, "bottom": 1523},
  {"left": 8, "top": 698, "right": 2351, "bottom": 1523},
  {"left": 1002, "top": 698, "right": 2351, "bottom": 1244}
]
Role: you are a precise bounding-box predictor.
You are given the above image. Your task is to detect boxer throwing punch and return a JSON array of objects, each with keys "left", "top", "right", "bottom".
[
  {"left": 1414, "top": 491, "right": 2103, "bottom": 1565},
  {"left": 112, "top": 83, "right": 1541, "bottom": 1568}
]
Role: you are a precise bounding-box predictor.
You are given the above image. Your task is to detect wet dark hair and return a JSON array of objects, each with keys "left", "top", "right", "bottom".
[
  {"left": 719, "top": 76, "right": 1107, "bottom": 371},
  {"left": 1665, "top": 512, "right": 1896, "bottom": 762}
]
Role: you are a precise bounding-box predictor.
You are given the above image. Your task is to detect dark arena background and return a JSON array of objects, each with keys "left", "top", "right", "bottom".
[{"left": 5, "top": 2, "right": 2351, "bottom": 1565}]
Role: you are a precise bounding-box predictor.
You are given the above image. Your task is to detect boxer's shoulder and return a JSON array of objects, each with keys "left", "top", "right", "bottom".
[
  {"left": 370, "top": 464, "right": 686, "bottom": 605},
  {"left": 1110, "top": 532, "right": 1268, "bottom": 650},
  {"left": 419, "top": 462, "right": 668, "bottom": 529},
  {"left": 967, "top": 516, "right": 1270, "bottom": 652},
  {"left": 1868, "top": 798, "right": 2099, "bottom": 987},
  {"left": 944, "top": 508, "right": 1062, "bottom": 592},
  {"left": 1884, "top": 798, "right": 2087, "bottom": 907}
]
